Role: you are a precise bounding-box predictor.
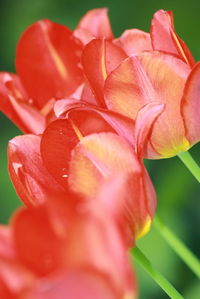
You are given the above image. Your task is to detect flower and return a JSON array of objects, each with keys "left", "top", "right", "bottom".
[
  {"left": 0, "top": 180, "right": 136, "bottom": 298},
  {"left": 0, "top": 8, "right": 113, "bottom": 134},
  {"left": 40, "top": 102, "right": 164, "bottom": 242},
  {"left": 8, "top": 100, "right": 163, "bottom": 243},
  {"left": 78, "top": 10, "right": 199, "bottom": 159}
]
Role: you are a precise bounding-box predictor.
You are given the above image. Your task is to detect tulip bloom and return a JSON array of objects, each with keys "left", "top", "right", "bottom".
[
  {"left": 0, "top": 183, "right": 136, "bottom": 299},
  {"left": 78, "top": 10, "right": 199, "bottom": 159},
  {"left": 39, "top": 102, "right": 163, "bottom": 242},
  {"left": 8, "top": 100, "right": 163, "bottom": 243},
  {"left": 0, "top": 8, "right": 114, "bottom": 134}
]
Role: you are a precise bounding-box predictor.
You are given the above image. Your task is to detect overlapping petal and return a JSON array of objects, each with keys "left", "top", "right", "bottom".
[
  {"left": 105, "top": 51, "right": 190, "bottom": 158},
  {"left": 76, "top": 8, "right": 114, "bottom": 43},
  {"left": 0, "top": 73, "right": 45, "bottom": 134},
  {"left": 8, "top": 134, "right": 65, "bottom": 207},
  {"left": 151, "top": 9, "right": 195, "bottom": 67},
  {"left": 82, "top": 39, "right": 127, "bottom": 107}
]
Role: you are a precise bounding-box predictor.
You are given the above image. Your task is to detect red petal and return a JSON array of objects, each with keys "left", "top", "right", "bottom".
[
  {"left": 82, "top": 39, "right": 127, "bottom": 107},
  {"left": 12, "top": 207, "right": 65, "bottom": 276},
  {"left": 77, "top": 8, "right": 114, "bottom": 40},
  {"left": 181, "top": 62, "right": 200, "bottom": 144},
  {"left": 150, "top": 10, "right": 195, "bottom": 67},
  {"left": 25, "top": 270, "right": 119, "bottom": 299},
  {"left": 0, "top": 73, "right": 45, "bottom": 134},
  {"left": 8, "top": 135, "right": 65, "bottom": 207},
  {"left": 105, "top": 52, "right": 190, "bottom": 158},
  {"left": 16, "top": 20, "right": 83, "bottom": 109},
  {"left": 114, "top": 29, "right": 152, "bottom": 56},
  {"left": 0, "top": 226, "right": 15, "bottom": 260}
]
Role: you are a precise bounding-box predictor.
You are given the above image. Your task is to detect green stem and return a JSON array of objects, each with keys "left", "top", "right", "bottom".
[
  {"left": 132, "top": 247, "right": 184, "bottom": 299},
  {"left": 178, "top": 151, "right": 200, "bottom": 183},
  {"left": 153, "top": 215, "right": 200, "bottom": 279}
]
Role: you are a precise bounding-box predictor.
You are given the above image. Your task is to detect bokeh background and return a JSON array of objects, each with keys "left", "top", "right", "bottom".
[{"left": 0, "top": 0, "right": 200, "bottom": 298}]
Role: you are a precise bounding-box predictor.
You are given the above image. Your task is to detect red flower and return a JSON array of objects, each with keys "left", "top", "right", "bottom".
[
  {"left": 0, "top": 181, "right": 136, "bottom": 298},
  {"left": 0, "top": 9, "right": 113, "bottom": 134},
  {"left": 40, "top": 102, "right": 163, "bottom": 242}
]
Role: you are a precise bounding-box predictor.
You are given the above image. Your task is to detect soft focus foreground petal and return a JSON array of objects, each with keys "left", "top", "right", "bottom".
[
  {"left": 8, "top": 135, "right": 65, "bottom": 207},
  {"left": 9, "top": 181, "right": 136, "bottom": 298},
  {"left": 0, "top": 73, "right": 45, "bottom": 134},
  {"left": 24, "top": 270, "right": 120, "bottom": 299},
  {"left": 12, "top": 206, "right": 66, "bottom": 277},
  {"left": 82, "top": 39, "right": 127, "bottom": 107},
  {"left": 151, "top": 10, "right": 195, "bottom": 67},
  {"left": 181, "top": 62, "right": 200, "bottom": 144},
  {"left": 16, "top": 19, "right": 83, "bottom": 109},
  {"left": 54, "top": 99, "right": 135, "bottom": 144},
  {"left": 134, "top": 103, "right": 165, "bottom": 158},
  {"left": 69, "top": 132, "right": 155, "bottom": 240},
  {"left": 41, "top": 112, "right": 115, "bottom": 188},
  {"left": 77, "top": 8, "right": 114, "bottom": 41},
  {"left": 105, "top": 52, "right": 190, "bottom": 158},
  {"left": 114, "top": 29, "right": 152, "bottom": 56},
  {"left": 0, "top": 226, "right": 15, "bottom": 260}
]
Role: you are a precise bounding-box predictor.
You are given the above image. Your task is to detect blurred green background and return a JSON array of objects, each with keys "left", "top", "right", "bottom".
[{"left": 0, "top": 0, "right": 199, "bottom": 298}]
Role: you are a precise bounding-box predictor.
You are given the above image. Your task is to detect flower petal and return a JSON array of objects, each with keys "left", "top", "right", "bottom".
[
  {"left": 0, "top": 73, "right": 45, "bottom": 134},
  {"left": 105, "top": 52, "right": 190, "bottom": 158},
  {"left": 12, "top": 206, "right": 66, "bottom": 277},
  {"left": 181, "top": 61, "right": 200, "bottom": 144},
  {"left": 16, "top": 19, "right": 83, "bottom": 109},
  {"left": 8, "top": 135, "right": 65, "bottom": 207},
  {"left": 134, "top": 102, "right": 165, "bottom": 158},
  {"left": 76, "top": 8, "right": 114, "bottom": 41},
  {"left": 82, "top": 39, "right": 127, "bottom": 107},
  {"left": 150, "top": 9, "right": 195, "bottom": 67},
  {"left": 114, "top": 29, "right": 152, "bottom": 56}
]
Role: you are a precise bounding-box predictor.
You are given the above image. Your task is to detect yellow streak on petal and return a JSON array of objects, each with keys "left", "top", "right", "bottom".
[
  {"left": 136, "top": 216, "right": 151, "bottom": 240},
  {"left": 101, "top": 40, "right": 107, "bottom": 80},
  {"left": 171, "top": 30, "right": 189, "bottom": 65},
  {"left": 69, "top": 119, "right": 83, "bottom": 141},
  {"left": 47, "top": 40, "right": 68, "bottom": 80},
  {"left": 40, "top": 21, "right": 68, "bottom": 80}
]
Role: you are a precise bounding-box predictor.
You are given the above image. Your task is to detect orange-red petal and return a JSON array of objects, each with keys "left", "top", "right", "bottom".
[
  {"left": 150, "top": 9, "right": 195, "bottom": 67},
  {"left": 8, "top": 135, "right": 65, "bottom": 207},
  {"left": 82, "top": 39, "right": 127, "bottom": 107},
  {"left": 76, "top": 8, "right": 114, "bottom": 41},
  {"left": 0, "top": 73, "right": 45, "bottom": 134},
  {"left": 16, "top": 19, "right": 83, "bottom": 109}
]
